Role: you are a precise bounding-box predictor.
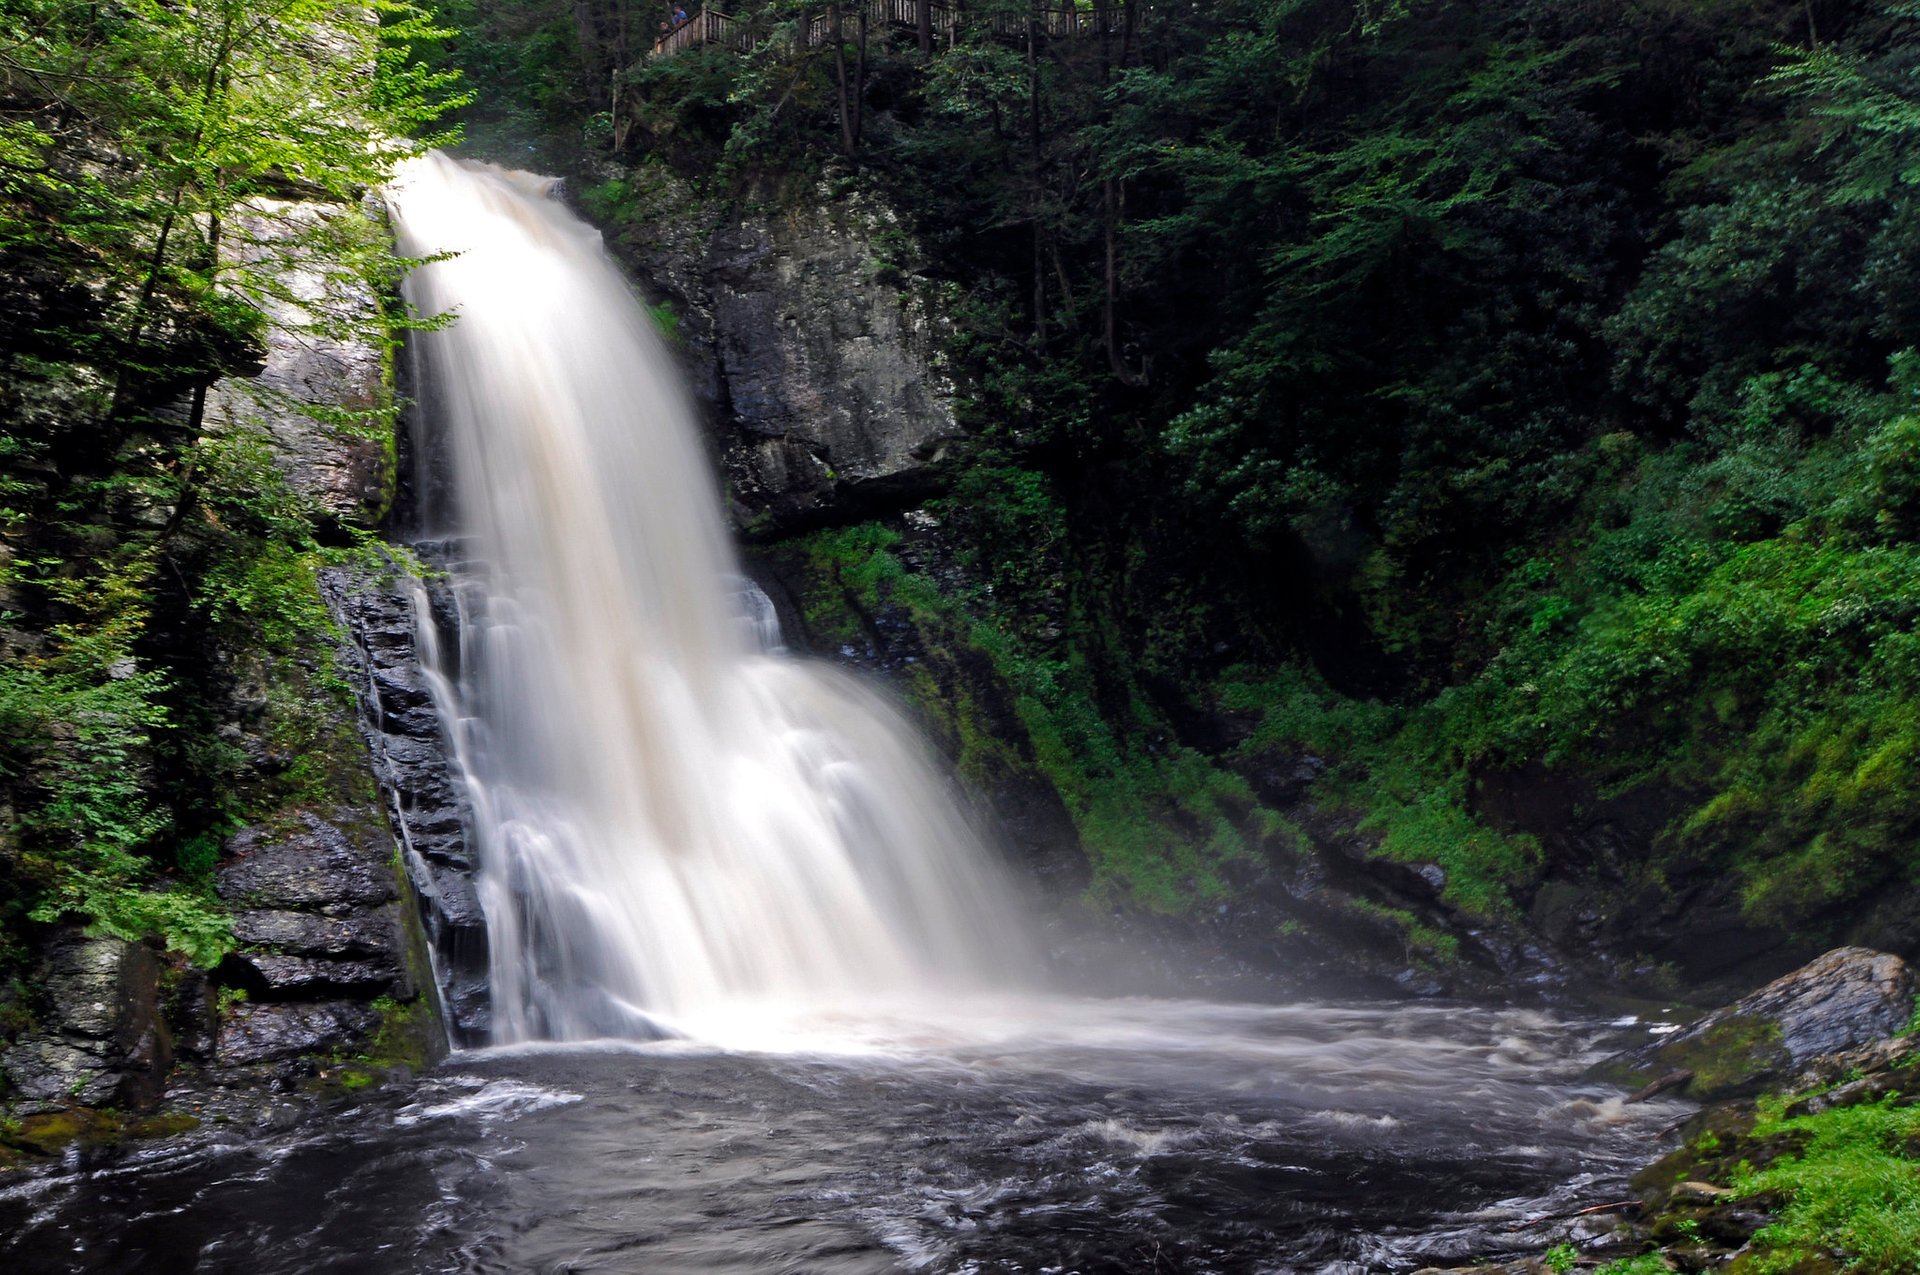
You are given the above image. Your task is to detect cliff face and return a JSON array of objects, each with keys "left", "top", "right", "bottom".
[
  {"left": 587, "top": 166, "right": 963, "bottom": 533},
  {"left": 0, "top": 191, "right": 449, "bottom": 1123},
  {"left": 569, "top": 166, "right": 1879, "bottom": 1006}
]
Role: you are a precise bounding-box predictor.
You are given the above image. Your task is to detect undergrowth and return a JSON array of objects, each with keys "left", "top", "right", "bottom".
[
  {"left": 1734, "top": 1094, "right": 1920, "bottom": 1272},
  {"left": 791, "top": 517, "right": 1266, "bottom": 913}
]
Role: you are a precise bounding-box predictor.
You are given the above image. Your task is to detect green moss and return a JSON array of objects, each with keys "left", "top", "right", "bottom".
[
  {"left": 1593, "top": 1015, "right": 1791, "bottom": 1101},
  {"left": 1675, "top": 1016, "right": 1792, "bottom": 1099},
  {"left": 0, "top": 1108, "right": 126, "bottom": 1156},
  {"left": 784, "top": 519, "right": 1265, "bottom": 914},
  {"left": 361, "top": 994, "right": 438, "bottom": 1073},
  {"left": 126, "top": 1113, "right": 200, "bottom": 1138},
  {"left": 1730, "top": 1097, "right": 1920, "bottom": 1272}
]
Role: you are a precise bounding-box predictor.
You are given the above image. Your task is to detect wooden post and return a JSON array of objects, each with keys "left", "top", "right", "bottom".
[
  {"left": 832, "top": 3, "right": 857, "bottom": 151},
  {"left": 1027, "top": 0, "right": 1045, "bottom": 348}
]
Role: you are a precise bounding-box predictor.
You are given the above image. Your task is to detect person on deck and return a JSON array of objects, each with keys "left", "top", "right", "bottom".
[{"left": 673, "top": 5, "right": 688, "bottom": 27}]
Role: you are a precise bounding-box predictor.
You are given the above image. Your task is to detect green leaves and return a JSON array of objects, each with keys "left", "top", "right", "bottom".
[{"left": 0, "top": 0, "right": 465, "bottom": 966}]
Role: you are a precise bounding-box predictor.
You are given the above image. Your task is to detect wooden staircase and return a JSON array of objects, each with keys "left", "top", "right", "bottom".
[{"left": 650, "top": 0, "right": 1120, "bottom": 59}]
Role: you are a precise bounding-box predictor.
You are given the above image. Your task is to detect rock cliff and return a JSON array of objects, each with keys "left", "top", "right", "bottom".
[{"left": 589, "top": 166, "right": 963, "bottom": 532}]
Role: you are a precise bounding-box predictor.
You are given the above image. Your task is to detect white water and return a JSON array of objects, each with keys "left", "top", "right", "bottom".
[{"left": 386, "top": 153, "right": 1026, "bottom": 1043}]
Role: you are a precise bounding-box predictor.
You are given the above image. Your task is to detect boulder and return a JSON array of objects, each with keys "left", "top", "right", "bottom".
[
  {"left": 1598, "top": 946, "right": 1916, "bottom": 1099},
  {"left": 215, "top": 1001, "right": 380, "bottom": 1067},
  {"left": 0, "top": 932, "right": 172, "bottom": 1110}
]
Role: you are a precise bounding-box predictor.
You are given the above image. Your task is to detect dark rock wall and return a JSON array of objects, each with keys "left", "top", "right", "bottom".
[
  {"left": 319, "top": 557, "right": 489, "bottom": 1045},
  {"left": 588, "top": 166, "right": 963, "bottom": 533},
  {"left": 0, "top": 936, "right": 170, "bottom": 1111}
]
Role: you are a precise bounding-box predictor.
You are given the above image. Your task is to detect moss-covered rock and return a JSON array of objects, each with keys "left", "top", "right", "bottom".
[{"left": 1595, "top": 948, "right": 1915, "bottom": 1100}]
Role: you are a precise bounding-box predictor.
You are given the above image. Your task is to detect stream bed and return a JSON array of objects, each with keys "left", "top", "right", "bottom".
[{"left": 0, "top": 996, "right": 1683, "bottom": 1273}]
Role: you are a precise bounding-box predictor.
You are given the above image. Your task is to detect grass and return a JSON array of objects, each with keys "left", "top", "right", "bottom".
[{"left": 1731, "top": 1094, "right": 1920, "bottom": 1273}]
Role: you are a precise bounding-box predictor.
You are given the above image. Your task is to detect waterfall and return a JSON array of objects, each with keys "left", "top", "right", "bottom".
[{"left": 385, "top": 152, "right": 1025, "bottom": 1044}]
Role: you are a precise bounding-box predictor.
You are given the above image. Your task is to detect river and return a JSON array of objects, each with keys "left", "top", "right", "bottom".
[{"left": 0, "top": 996, "right": 1679, "bottom": 1272}]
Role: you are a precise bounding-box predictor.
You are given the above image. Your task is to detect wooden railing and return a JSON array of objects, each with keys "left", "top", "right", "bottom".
[
  {"left": 986, "top": 4, "right": 1122, "bottom": 37},
  {"left": 800, "top": 0, "right": 958, "bottom": 48},
  {"left": 653, "top": 1, "right": 1114, "bottom": 58},
  {"left": 651, "top": 8, "right": 755, "bottom": 57}
]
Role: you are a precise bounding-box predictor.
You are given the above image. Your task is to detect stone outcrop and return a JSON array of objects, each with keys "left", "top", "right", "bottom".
[
  {"left": 595, "top": 166, "right": 962, "bottom": 532},
  {"left": 1598, "top": 946, "right": 1915, "bottom": 1099},
  {"left": 202, "top": 197, "right": 393, "bottom": 531},
  {"left": 319, "top": 554, "right": 489, "bottom": 1045},
  {"left": 0, "top": 934, "right": 171, "bottom": 1111},
  {"left": 212, "top": 810, "right": 413, "bottom": 1057}
]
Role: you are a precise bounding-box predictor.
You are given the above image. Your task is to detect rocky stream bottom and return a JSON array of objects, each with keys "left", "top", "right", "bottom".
[{"left": 0, "top": 995, "right": 1688, "bottom": 1273}]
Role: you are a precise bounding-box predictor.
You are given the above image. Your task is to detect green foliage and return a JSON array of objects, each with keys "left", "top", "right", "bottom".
[
  {"left": 1214, "top": 663, "right": 1538, "bottom": 918},
  {"left": 1543, "top": 1243, "right": 1579, "bottom": 1275},
  {"left": 1593, "top": 1256, "right": 1670, "bottom": 1275},
  {"left": 789, "top": 514, "right": 1269, "bottom": 913},
  {"left": 1, "top": 0, "right": 466, "bottom": 382},
  {"left": 1734, "top": 1097, "right": 1920, "bottom": 1272},
  {"left": 0, "top": 542, "right": 230, "bottom": 965},
  {"left": 0, "top": 0, "right": 460, "bottom": 966}
]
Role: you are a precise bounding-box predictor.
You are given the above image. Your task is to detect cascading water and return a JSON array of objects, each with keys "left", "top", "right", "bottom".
[{"left": 385, "top": 152, "right": 1025, "bottom": 1044}]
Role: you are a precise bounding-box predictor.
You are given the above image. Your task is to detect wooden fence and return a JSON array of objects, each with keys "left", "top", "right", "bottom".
[
  {"left": 651, "top": 8, "right": 755, "bottom": 57},
  {"left": 652, "top": 0, "right": 1117, "bottom": 58}
]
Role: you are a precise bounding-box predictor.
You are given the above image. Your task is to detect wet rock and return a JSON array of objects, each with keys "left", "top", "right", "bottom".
[
  {"left": 0, "top": 932, "right": 171, "bottom": 1110},
  {"left": 231, "top": 907, "right": 398, "bottom": 958},
  {"left": 1781, "top": 1065, "right": 1913, "bottom": 1118},
  {"left": 319, "top": 560, "right": 490, "bottom": 1045},
  {"left": 1784, "top": 1029, "right": 1919, "bottom": 1097},
  {"left": 218, "top": 812, "right": 400, "bottom": 912},
  {"left": 211, "top": 806, "right": 425, "bottom": 1064},
  {"left": 1596, "top": 947, "right": 1914, "bottom": 1099},
  {"left": 216, "top": 1001, "right": 380, "bottom": 1067},
  {"left": 594, "top": 168, "right": 961, "bottom": 533},
  {"left": 219, "top": 952, "right": 402, "bottom": 1000}
]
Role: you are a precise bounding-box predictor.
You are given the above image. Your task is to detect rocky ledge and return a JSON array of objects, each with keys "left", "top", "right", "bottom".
[
  {"left": 212, "top": 809, "right": 409, "bottom": 1068},
  {"left": 1417, "top": 947, "right": 1920, "bottom": 1275}
]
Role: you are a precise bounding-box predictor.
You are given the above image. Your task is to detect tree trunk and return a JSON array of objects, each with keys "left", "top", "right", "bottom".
[
  {"left": 1028, "top": 5, "right": 1045, "bottom": 348},
  {"left": 1103, "top": 177, "right": 1139, "bottom": 384},
  {"left": 853, "top": 10, "right": 868, "bottom": 148},
  {"left": 832, "top": 3, "right": 856, "bottom": 152},
  {"left": 917, "top": 0, "right": 933, "bottom": 56}
]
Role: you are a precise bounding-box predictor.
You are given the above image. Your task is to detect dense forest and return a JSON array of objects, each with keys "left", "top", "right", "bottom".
[{"left": 4, "top": 0, "right": 1920, "bottom": 1269}]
